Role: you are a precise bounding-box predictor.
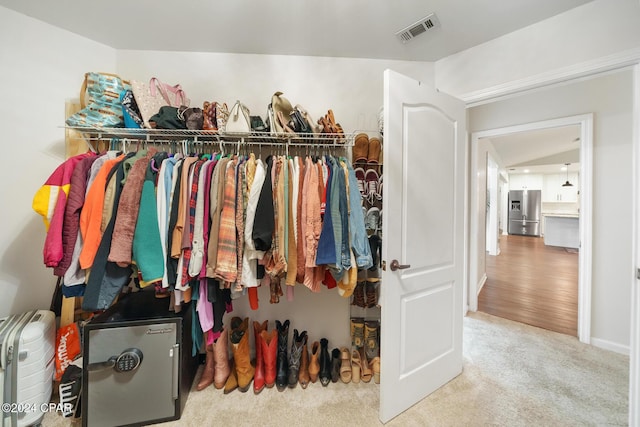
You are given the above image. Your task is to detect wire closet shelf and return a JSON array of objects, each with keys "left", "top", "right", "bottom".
[{"left": 66, "top": 126, "right": 354, "bottom": 153}]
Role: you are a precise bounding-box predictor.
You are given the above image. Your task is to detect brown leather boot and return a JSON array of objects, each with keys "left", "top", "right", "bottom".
[
  {"left": 196, "top": 344, "right": 215, "bottom": 391},
  {"left": 230, "top": 317, "right": 255, "bottom": 393},
  {"left": 260, "top": 329, "right": 278, "bottom": 388},
  {"left": 298, "top": 338, "right": 310, "bottom": 389},
  {"left": 288, "top": 329, "right": 307, "bottom": 388},
  {"left": 308, "top": 341, "right": 320, "bottom": 383},
  {"left": 213, "top": 328, "right": 230, "bottom": 389},
  {"left": 253, "top": 320, "right": 268, "bottom": 394},
  {"left": 223, "top": 360, "right": 238, "bottom": 394}
]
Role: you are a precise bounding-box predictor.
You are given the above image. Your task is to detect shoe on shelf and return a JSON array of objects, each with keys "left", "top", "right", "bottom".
[
  {"left": 350, "top": 318, "right": 365, "bottom": 350},
  {"left": 364, "top": 320, "right": 380, "bottom": 361},
  {"left": 360, "top": 347, "right": 373, "bottom": 384}
]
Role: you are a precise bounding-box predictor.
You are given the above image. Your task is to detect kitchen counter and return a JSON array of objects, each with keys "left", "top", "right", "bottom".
[{"left": 544, "top": 215, "right": 579, "bottom": 249}]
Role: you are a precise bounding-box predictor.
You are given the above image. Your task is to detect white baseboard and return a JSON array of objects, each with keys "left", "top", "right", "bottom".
[
  {"left": 591, "top": 337, "right": 630, "bottom": 356},
  {"left": 477, "top": 274, "right": 487, "bottom": 295}
]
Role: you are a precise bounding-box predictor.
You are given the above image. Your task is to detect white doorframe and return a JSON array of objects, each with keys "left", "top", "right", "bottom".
[
  {"left": 468, "top": 114, "right": 594, "bottom": 345},
  {"left": 629, "top": 63, "right": 640, "bottom": 427},
  {"left": 486, "top": 154, "right": 499, "bottom": 256}
]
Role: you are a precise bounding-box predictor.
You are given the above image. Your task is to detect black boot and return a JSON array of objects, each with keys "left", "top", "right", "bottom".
[
  {"left": 275, "top": 319, "right": 290, "bottom": 391},
  {"left": 330, "top": 348, "right": 341, "bottom": 383},
  {"left": 288, "top": 329, "right": 307, "bottom": 388},
  {"left": 319, "top": 338, "right": 331, "bottom": 386}
]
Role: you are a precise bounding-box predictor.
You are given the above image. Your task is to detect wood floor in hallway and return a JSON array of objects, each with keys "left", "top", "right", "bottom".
[{"left": 479, "top": 234, "right": 578, "bottom": 336}]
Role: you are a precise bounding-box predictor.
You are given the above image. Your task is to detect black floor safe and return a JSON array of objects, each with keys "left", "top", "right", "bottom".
[{"left": 82, "top": 290, "right": 198, "bottom": 427}]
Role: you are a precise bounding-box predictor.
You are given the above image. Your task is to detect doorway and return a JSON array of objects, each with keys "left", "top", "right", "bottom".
[
  {"left": 479, "top": 125, "right": 581, "bottom": 336},
  {"left": 468, "top": 114, "right": 593, "bottom": 343}
]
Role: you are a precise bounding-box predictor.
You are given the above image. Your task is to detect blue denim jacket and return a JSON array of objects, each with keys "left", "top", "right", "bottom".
[
  {"left": 345, "top": 161, "right": 374, "bottom": 269},
  {"left": 316, "top": 158, "right": 337, "bottom": 266}
]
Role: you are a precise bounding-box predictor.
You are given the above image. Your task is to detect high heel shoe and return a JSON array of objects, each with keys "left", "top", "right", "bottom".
[
  {"left": 370, "top": 356, "right": 380, "bottom": 384},
  {"left": 351, "top": 349, "right": 362, "bottom": 384},
  {"left": 360, "top": 348, "right": 372, "bottom": 383},
  {"left": 339, "top": 347, "right": 352, "bottom": 384}
]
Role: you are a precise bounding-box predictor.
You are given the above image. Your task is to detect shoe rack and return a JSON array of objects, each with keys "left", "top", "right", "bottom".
[{"left": 350, "top": 132, "right": 382, "bottom": 361}]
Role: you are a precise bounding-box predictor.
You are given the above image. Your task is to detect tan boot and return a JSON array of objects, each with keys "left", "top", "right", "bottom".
[
  {"left": 308, "top": 341, "right": 320, "bottom": 383},
  {"left": 230, "top": 317, "right": 255, "bottom": 393},
  {"left": 298, "top": 339, "right": 310, "bottom": 389},
  {"left": 223, "top": 360, "right": 238, "bottom": 394},
  {"left": 213, "top": 328, "right": 230, "bottom": 389},
  {"left": 196, "top": 344, "right": 215, "bottom": 391}
]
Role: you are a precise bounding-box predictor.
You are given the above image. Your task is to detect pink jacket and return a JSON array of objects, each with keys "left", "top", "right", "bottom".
[{"left": 33, "top": 152, "right": 96, "bottom": 269}]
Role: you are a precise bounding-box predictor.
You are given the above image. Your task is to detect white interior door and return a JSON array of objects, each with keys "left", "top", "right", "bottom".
[{"left": 380, "top": 70, "right": 466, "bottom": 423}]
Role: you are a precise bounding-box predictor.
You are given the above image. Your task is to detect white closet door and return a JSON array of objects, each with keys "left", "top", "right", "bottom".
[{"left": 380, "top": 70, "right": 466, "bottom": 423}]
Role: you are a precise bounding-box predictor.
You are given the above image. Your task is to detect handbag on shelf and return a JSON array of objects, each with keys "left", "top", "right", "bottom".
[
  {"left": 225, "top": 100, "right": 251, "bottom": 134},
  {"left": 290, "top": 108, "right": 312, "bottom": 134},
  {"left": 215, "top": 102, "right": 229, "bottom": 132},
  {"left": 203, "top": 101, "right": 217, "bottom": 131},
  {"left": 250, "top": 115, "right": 267, "bottom": 132},
  {"left": 120, "top": 89, "right": 143, "bottom": 128},
  {"left": 270, "top": 91, "right": 295, "bottom": 135},
  {"left": 149, "top": 106, "right": 187, "bottom": 130},
  {"left": 178, "top": 106, "right": 204, "bottom": 130},
  {"left": 131, "top": 77, "right": 189, "bottom": 129},
  {"left": 66, "top": 72, "right": 130, "bottom": 128}
]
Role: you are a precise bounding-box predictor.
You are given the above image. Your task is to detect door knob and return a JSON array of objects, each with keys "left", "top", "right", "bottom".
[{"left": 390, "top": 260, "right": 411, "bottom": 271}]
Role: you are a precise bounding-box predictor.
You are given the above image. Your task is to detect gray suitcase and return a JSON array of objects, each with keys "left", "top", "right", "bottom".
[{"left": 0, "top": 310, "right": 55, "bottom": 427}]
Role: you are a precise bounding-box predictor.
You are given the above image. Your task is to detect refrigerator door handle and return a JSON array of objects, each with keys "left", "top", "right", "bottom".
[{"left": 171, "top": 343, "right": 180, "bottom": 400}]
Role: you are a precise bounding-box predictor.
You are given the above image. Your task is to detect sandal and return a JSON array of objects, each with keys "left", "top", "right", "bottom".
[
  {"left": 339, "top": 347, "right": 352, "bottom": 383},
  {"left": 351, "top": 349, "right": 362, "bottom": 384},
  {"left": 360, "top": 348, "right": 372, "bottom": 383},
  {"left": 370, "top": 356, "right": 380, "bottom": 384}
]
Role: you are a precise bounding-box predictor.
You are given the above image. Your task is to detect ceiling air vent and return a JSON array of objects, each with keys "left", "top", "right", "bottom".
[{"left": 396, "top": 13, "right": 440, "bottom": 44}]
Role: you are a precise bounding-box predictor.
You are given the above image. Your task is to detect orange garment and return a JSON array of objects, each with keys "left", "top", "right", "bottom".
[
  {"left": 171, "top": 157, "right": 198, "bottom": 259},
  {"left": 79, "top": 155, "right": 125, "bottom": 269}
]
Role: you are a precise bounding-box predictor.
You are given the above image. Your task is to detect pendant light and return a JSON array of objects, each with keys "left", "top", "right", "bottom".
[{"left": 562, "top": 163, "right": 573, "bottom": 187}]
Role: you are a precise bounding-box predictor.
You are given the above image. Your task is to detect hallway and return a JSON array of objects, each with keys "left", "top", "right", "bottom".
[{"left": 479, "top": 234, "right": 578, "bottom": 336}]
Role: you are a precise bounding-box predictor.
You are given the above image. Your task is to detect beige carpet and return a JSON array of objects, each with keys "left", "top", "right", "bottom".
[{"left": 43, "top": 312, "right": 629, "bottom": 426}]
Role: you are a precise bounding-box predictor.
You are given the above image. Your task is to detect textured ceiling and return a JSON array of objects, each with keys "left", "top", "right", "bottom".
[{"left": 0, "top": 0, "right": 592, "bottom": 61}]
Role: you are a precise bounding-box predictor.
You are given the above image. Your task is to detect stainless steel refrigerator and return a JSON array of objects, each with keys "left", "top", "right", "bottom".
[{"left": 508, "top": 190, "right": 541, "bottom": 236}]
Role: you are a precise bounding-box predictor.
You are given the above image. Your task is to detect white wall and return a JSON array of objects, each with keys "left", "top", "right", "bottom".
[
  {"left": 0, "top": 6, "right": 117, "bottom": 317},
  {"left": 116, "top": 50, "right": 434, "bottom": 134},
  {"left": 469, "top": 69, "right": 634, "bottom": 349},
  {"left": 435, "top": 0, "right": 640, "bottom": 98}
]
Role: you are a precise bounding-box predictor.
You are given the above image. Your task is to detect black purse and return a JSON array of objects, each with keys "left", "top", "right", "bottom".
[{"left": 149, "top": 106, "right": 186, "bottom": 129}]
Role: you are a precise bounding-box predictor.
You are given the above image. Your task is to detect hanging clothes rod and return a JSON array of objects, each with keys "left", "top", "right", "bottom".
[{"left": 64, "top": 127, "right": 354, "bottom": 147}]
